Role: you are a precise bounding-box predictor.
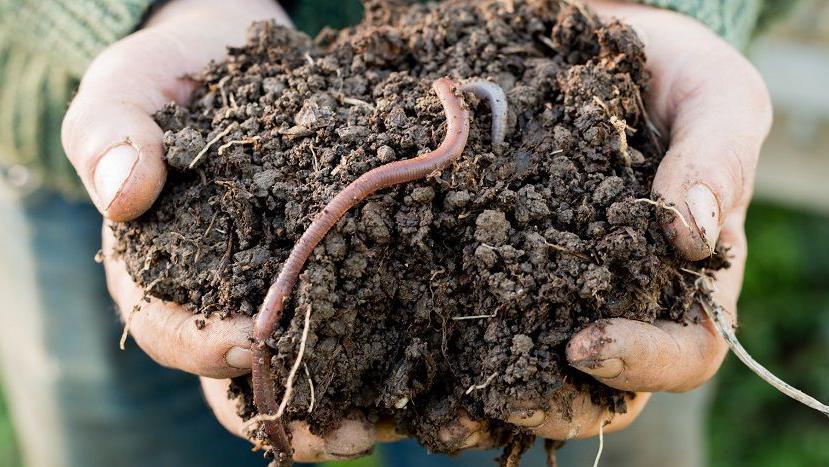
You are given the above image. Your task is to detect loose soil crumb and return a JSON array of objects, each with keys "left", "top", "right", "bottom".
[{"left": 113, "top": 0, "right": 726, "bottom": 460}]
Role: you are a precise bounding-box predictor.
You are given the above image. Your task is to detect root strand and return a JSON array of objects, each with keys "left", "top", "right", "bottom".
[
  {"left": 276, "top": 304, "right": 313, "bottom": 418},
  {"left": 697, "top": 276, "right": 829, "bottom": 418}
]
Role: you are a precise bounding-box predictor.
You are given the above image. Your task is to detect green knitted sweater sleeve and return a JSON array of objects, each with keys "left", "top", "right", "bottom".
[
  {"left": 0, "top": 0, "right": 155, "bottom": 197},
  {"left": 636, "top": 0, "right": 794, "bottom": 50}
]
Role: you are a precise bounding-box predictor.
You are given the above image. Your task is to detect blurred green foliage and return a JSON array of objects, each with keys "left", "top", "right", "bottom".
[
  {"left": 708, "top": 203, "right": 829, "bottom": 467},
  {"left": 0, "top": 202, "right": 826, "bottom": 467},
  {"left": 0, "top": 379, "right": 19, "bottom": 467}
]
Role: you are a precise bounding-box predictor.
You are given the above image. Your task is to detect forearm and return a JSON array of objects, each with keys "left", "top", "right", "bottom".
[{"left": 591, "top": 0, "right": 788, "bottom": 49}]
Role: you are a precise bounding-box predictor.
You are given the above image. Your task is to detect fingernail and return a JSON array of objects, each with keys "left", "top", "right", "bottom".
[
  {"left": 686, "top": 184, "right": 720, "bottom": 253},
  {"left": 327, "top": 448, "right": 373, "bottom": 460},
  {"left": 570, "top": 357, "right": 624, "bottom": 379},
  {"left": 225, "top": 346, "right": 252, "bottom": 369},
  {"left": 459, "top": 431, "right": 481, "bottom": 449},
  {"left": 507, "top": 409, "right": 546, "bottom": 427},
  {"left": 93, "top": 144, "right": 138, "bottom": 210},
  {"left": 324, "top": 418, "right": 375, "bottom": 458}
]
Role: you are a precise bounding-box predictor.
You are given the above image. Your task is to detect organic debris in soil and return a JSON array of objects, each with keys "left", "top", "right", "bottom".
[{"left": 113, "top": 0, "right": 726, "bottom": 460}]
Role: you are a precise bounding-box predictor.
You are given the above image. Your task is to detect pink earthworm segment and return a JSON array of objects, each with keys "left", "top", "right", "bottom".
[
  {"left": 459, "top": 78, "right": 508, "bottom": 146},
  {"left": 251, "top": 77, "right": 508, "bottom": 462}
]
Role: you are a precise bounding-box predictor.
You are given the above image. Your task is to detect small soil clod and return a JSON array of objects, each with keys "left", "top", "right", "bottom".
[{"left": 113, "top": 0, "right": 727, "bottom": 463}]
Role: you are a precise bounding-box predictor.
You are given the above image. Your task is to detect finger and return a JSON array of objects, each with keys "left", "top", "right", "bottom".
[
  {"left": 566, "top": 209, "right": 747, "bottom": 392},
  {"left": 103, "top": 225, "right": 253, "bottom": 378},
  {"left": 506, "top": 386, "right": 650, "bottom": 440},
  {"left": 202, "top": 377, "right": 248, "bottom": 435},
  {"left": 642, "top": 19, "right": 771, "bottom": 260},
  {"left": 566, "top": 317, "right": 725, "bottom": 392},
  {"left": 61, "top": 1, "right": 287, "bottom": 221},
  {"left": 437, "top": 411, "right": 496, "bottom": 451},
  {"left": 293, "top": 416, "right": 376, "bottom": 462},
  {"left": 201, "top": 378, "right": 377, "bottom": 462}
]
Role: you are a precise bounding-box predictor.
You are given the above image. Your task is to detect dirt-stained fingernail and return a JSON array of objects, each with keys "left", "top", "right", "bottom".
[
  {"left": 322, "top": 416, "right": 375, "bottom": 460},
  {"left": 94, "top": 143, "right": 138, "bottom": 210},
  {"left": 686, "top": 184, "right": 720, "bottom": 253},
  {"left": 326, "top": 448, "right": 374, "bottom": 460},
  {"left": 570, "top": 357, "right": 624, "bottom": 379},
  {"left": 225, "top": 346, "right": 252, "bottom": 369},
  {"left": 462, "top": 431, "right": 482, "bottom": 449},
  {"left": 506, "top": 409, "right": 546, "bottom": 427}
]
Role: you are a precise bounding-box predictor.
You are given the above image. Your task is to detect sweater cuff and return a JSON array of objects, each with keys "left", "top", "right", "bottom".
[
  {"left": 634, "top": 0, "right": 765, "bottom": 49},
  {"left": 1, "top": 0, "right": 157, "bottom": 76}
]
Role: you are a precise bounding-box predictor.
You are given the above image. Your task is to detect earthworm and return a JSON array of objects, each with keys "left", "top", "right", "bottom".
[
  {"left": 459, "top": 78, "right": 508, "bottom": 146},
  {"left": 251, "top": 77, "right": 508, "bottom": 461}
]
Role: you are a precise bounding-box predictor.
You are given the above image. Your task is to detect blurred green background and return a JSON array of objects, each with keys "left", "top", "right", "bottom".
[
  {"left": 2, "top": 1, "right": 828, "bottom": 466},
  {"left": 1, "top": 201, "right": 827, "bottom": 465}
]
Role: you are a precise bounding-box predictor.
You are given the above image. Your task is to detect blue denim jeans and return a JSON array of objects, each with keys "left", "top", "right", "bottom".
[
  {"left": 0, "top": 191, "right": 260, "bottom": 467},
  {"left": 0, "top": 190, "right": 711, "bottom": 467}
]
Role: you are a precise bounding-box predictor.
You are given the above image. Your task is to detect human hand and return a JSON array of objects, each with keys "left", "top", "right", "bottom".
[
  {"left": 65, "top": 0, "right": 388, "bottom": 460},
  {"left": 63, "top": 0, "right": 286, "bottom": 377},
  {"left": 493, "top": 1, "right": 772, "bottom": 442}
]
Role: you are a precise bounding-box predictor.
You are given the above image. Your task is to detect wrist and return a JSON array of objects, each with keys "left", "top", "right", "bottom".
[
  {"left": 584, "top": 0, "right": 762, "bottom": 50},
  {"left": 146, "top": 0, "right": 291, "bottom": 30}
]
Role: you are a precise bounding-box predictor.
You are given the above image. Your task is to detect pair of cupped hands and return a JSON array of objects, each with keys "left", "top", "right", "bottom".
[{"left": 61, "top": 0, "right": 771, "bottom": 461}]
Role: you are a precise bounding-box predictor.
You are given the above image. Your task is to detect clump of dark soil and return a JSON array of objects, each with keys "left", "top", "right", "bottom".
[{"left": 113, "top": 0, "right": 725, "bottom": 461}]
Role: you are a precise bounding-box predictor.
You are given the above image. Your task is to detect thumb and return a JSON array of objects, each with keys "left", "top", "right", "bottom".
[
  {"left": 61, "top": 0, "right": 288, "bottom": 221},
  {"left": 647, "top": 38, "right": 772, "bottom": 260}
]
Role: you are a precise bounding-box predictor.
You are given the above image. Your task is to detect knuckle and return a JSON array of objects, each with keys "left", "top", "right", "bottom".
[
  {"left": 721, "top": 141, "right": 749, "bottom": 195},
  {"left": 323, "top": 419, "right": 375, "bottom": 458},
  {"left": 171, "top": 312, "right": 197, "bottom": 354},
  {"left": 60, "top": 101, "right": 92, "bottom": 168},
  {"left": 85, "top": 29, "right": 177, "bottom": 79}
]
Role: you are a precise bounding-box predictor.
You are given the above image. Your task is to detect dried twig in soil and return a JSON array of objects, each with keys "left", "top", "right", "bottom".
[
  {"left": 543, "top": 240, "right": 589, "bottom": 259},
  {"left": 190, "top": 124, "right": 236, "bottom": 169},
  {"left": 217, "top": 137, "right": 259, "bottom": 156},
  {"left": 609, "top": 116, "right": 631, "bottom": 166},
  {"left": 697, "top": 276, "right": 829, "bottom": 418}
]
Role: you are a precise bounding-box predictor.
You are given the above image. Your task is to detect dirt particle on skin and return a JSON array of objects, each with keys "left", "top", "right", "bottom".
[{"left": 112, "top": 0, "right": 727, "bottom": 460}]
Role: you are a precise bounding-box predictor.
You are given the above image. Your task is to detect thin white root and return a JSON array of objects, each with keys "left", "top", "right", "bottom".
[
  {"left": 592, "top": 417, "right": 605, "bottom": 467},
  {"left": 190, "top": 124, "right": 236, "bottom": 169},
  {"left": 218, "top": 137, "right": 259, "bottom": 156},
  {"left": 634, "top": 198, "right": 692, "bottom": 232},
  {"left": 342, "top": 96, "right": 375, "bottom": 110},
  {"left": 465, "top": 372, "right": 498, "bottom": 395},
  {"left": 452, "top": 313, "right": 496, "bottom": 321},
  {"left": 276, "top": 304, "right": 313, "bottom": 418},
  {"left": 697, "top": 277, "right": 829, "bottom": 418},
  {"left": 119, "top": 276, "right": 163, "bottom": 350},
  {"left": 537, "top": 35, "right": 558, "bottom": 52},
  {"left": 304, "top": 363, "right": 316, "bottom": 414},
  {"left": 243, "top": 413, "right": 283, "bottom": 436},
  {"left": 119, "top": 308, "right": 137, "bottom": 351},
  {"left": 394, "top": 396, "right": 410, "bottom": 409}
]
